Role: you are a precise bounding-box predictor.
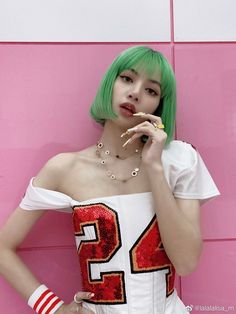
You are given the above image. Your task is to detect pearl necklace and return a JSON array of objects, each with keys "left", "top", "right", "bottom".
[{"left": 96, "top": 142, "right": 142, "bottom": 182}]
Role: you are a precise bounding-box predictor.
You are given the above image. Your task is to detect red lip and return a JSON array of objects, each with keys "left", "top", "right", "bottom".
[{"left": 119, "top": 103, "right": 136, "bottom": 114}]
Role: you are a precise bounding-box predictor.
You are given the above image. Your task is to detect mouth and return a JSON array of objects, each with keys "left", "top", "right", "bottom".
[{"left": 119, "top": 103, "right": 136, "bottom": 114}]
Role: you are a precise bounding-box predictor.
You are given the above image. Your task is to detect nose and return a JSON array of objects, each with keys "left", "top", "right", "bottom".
[
  {"left": 128, "top": 93, "right": 138, "bottom": 102},
  {"left": 128, "top": 83, "right": 142, "bottom": 102}
]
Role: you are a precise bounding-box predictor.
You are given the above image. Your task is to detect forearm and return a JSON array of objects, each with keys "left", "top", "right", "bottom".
[
  {"left": 146, "top": 164, "right": 202, "bottom": 275},
  {"left": 0, "top": 245, "right": 41, "bottom": 300}
]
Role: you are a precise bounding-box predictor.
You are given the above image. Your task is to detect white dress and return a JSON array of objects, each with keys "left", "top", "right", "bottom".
[{"left": 20, "top": 141, "right": 220, "bottom": 314}]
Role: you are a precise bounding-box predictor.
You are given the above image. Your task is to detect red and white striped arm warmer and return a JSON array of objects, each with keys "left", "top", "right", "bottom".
[{"left": 28, "top": 284, "right": 64, "bottom": 314}]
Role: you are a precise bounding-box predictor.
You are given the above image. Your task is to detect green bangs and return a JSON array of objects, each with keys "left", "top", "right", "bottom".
[
  {"left": 117, "top": 47, "right": 162, "bottom": 80},
  {"left": 90, "top": 46, "right": 176, "bottom": 145}
]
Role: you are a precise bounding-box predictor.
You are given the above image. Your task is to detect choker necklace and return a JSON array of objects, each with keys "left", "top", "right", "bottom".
[{"left": 96, "top": 142, "right": 142, "bottom": 182}]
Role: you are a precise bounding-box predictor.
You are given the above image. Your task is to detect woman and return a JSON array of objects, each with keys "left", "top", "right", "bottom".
[{"left": 0, "top": 46, "right": 220, "bottom": 314}]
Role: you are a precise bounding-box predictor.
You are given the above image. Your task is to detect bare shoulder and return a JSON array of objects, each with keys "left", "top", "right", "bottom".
[{"left": 33, "top": 145, "right": 96, "bottom": 190}]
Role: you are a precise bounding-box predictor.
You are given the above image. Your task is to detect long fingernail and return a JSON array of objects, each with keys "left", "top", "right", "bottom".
[
  {"left": 88, "top": 293, "right": 95, "bottom": 297},
  {"left": 127, "top": 127, "right": 137, "bottom": 133},
  {"left": 122, "top": 138, "right": 132, "bottom": 147},
  {"left": 133, "top": 112, "right": 146, "bottom": 116},
  {"left": 120, "top": 130, "right": 129, "bottom": 138},
  {"left": 121, "top": 127, "right": 137, "bottom": 138}
]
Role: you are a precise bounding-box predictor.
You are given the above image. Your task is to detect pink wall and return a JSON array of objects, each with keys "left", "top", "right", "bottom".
[
  {"left": 175, "top": 44, "right": 236, "bottom": 312},
  {"left": 0, "top": 44, "right": 174, "bottom": 312},
  {"left": 0, "top": 13, "right": 235, "bottom": 314}
]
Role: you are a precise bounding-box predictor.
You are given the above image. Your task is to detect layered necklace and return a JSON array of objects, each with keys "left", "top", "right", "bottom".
[{"left": 96, "top": 141, "right": 143, "bottom": 182}]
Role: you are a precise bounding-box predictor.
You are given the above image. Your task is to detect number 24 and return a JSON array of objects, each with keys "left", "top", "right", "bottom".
[{"left": 73, "top": 203, "right": 175, "bottom": 304}]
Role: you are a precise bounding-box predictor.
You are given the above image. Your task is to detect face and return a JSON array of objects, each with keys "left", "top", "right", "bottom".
[{"left": 111, "top": 68, "right": 162, "bottom": 127}]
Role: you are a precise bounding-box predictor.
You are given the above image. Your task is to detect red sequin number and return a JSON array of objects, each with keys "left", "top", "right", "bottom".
[
  {"left": 129, "top": 216, "right": 175, "bottom": 296},
  {"left": 73, "top": 203, "right": 126, "bottom": 304}
]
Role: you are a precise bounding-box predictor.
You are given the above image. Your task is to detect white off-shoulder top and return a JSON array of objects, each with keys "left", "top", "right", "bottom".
[{"left": 19, "top": 141, "right": 220, "bottom": 314}]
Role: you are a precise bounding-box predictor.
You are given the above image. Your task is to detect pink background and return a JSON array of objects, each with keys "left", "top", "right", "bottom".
[{"left": 0, "top": 5, "right": 235, "bottom": 314}]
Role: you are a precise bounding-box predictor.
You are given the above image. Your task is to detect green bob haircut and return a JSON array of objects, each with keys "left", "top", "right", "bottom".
[{"left": 90, "top": 46, "right": 176, "bottom": 144}]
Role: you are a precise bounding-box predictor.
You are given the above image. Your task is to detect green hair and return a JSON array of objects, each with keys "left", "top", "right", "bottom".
[{"left": 90, "top": 46, "right": 176, "bottom": 144}]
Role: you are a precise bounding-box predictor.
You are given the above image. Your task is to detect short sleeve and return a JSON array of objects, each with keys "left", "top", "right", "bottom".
[
  {"left": 19, "top": 177, "right": 73, "bottom": 213},
  {"left": 173, "top": 143, "right": 220, "bottom": 205}
]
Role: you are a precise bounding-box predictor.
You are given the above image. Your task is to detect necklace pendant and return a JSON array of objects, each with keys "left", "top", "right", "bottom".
[{"left": 132, "top": 168, "right": 140, "bottom": 177}]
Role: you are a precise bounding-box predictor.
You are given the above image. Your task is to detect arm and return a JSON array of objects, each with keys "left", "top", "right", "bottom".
[
  {"left": 146, "top": 164, "right": 202, "bottom": 276},
  {"left": 125, "top": 113, "right": 203, "bottom": 276},
  {"left": 0, "top": 153, "right": 64, "bottom": 299},
  {"left": 0, "top": 206, "right": 46, "bottom": 299},
  {"left": 0, "top": 153, "right": 93, "bottom": 313}
]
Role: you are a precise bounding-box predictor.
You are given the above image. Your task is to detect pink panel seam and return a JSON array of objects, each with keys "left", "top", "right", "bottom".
[
  {"left": 204, "top": 238, "right": 236, "bottom": 242},
  {"left": 17, "top": 245, "right": 75, "bottom": 251},
  {"left": 0, "top": 41, "right": 172, "bottom": 45},
  {"left": 169, "top": 0, "right": 177, "bottom": 140}
]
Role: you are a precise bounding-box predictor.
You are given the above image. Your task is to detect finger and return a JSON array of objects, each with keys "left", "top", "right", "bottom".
[
  {"left": 122, "top": 132, "right": 143, "bottom": 147},
  {"left": 133, "top": 112, "right": 162, "bottom": 123},
  {"left": 121, "top": 121, "right": 150, "bottom": 138},
  {"left": 130, "top": 125, "right": 158, "bottom": 137},
  {"left": 74, "top": 292, "right": 94, "bottom": 303},
  {"left": 121, "top": 119, "right": 164, "bottom": 145},
  {"left": 136, "top": 120, "right": 164, "bottom": 132},
  {"left": 152, "top": 122, "right": 165, "bottom": 130},
  {"left": 126, "top": 121, "right": 152, "bottom": 135},
  {"left": 123, "top": 124, "right": 164, "bottom": 147},
  {"left": 134, "top": 124, "right": 166, "bottom": 138}
]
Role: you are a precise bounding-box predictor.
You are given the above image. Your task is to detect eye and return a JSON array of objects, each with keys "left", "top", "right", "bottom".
[
  {"left": 146, "top": 88, "right": 159, "bottom": 97},
  {"left": 119, "top": 75, "right": 133, "bottom": 83}
]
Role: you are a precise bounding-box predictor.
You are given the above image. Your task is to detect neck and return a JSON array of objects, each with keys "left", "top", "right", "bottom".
[{"left": 98, "top": 120, "right": 144, "bottom": 158}]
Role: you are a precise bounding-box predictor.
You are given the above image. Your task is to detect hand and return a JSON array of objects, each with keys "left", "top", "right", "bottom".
[
  {"left": 122, "top": 112, "right": 167, "bottom": 167},
  {"left": 55, "top": 291, "right": 94, "bottom": 314}
]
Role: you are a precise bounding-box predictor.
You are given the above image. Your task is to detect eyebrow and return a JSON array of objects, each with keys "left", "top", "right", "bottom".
[{"left": 129, "top": 68, "right": 161, "bottom": 88}]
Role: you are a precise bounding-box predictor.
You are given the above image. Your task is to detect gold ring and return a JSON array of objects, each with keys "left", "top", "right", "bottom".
[{"left": 152, "top": 122, "right": 164, "bottom": 130}]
